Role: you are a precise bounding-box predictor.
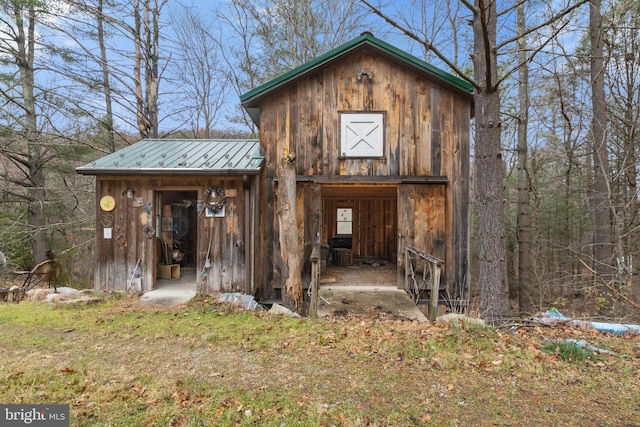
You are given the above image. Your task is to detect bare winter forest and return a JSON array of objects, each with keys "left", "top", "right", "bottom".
[{"left": 1, "top": 0, "right": 639, "bottom": 321}]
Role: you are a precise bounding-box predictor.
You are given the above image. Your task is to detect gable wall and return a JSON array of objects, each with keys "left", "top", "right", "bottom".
[
  {"left": 254, "top": 49, "right": 471, "bottom": 298},
  {"left": 257, "top": 48, "right": 471, "bottom": 180}
]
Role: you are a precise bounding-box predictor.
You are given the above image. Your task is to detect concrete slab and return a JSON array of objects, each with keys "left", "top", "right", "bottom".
[
  {"left": 138, "top": 287, "right": 196, "bottom": 307},
  {"left": 317, "top": 285, "right": 427, "bottom": 322},
  {"left": 138, "top": 267, "right": 197, "bottom": 307}
]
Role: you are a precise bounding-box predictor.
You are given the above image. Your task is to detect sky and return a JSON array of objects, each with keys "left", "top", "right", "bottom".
[{"left": 0, "top": 0, "right": 589, "bottom": 137}]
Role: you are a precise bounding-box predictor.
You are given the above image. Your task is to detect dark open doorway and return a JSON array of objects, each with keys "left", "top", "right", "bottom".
[
  {"left": 319, "top": 185, "right": 398, "bottom": 288},
  {"left": 321, "top": 185, "right": 397, "bottom": 263},
  {"left": 157, "top": 191, "right": 198, "bottom": 270}
]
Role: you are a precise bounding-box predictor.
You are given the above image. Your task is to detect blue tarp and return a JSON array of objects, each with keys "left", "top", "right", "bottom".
[{"left": 536, "top": 308, "right": 640, "bottom": 335}]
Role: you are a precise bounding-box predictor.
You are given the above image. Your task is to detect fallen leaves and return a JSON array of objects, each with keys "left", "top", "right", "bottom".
[
  {"left": 171, "top": 386, "right": 206, "bottom": 407},
  {"left": 3, "top": 298, "right": 640, "bottom": 426}
]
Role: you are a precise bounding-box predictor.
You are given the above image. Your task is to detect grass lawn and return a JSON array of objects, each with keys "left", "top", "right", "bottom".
[{"left": 1, "top": 294, "right": 639, "bottom": 426}]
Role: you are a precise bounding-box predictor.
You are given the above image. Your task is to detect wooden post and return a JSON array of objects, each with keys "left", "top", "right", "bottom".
[
  {"left": 310, "top": 246, "right": 320, "bottom": 319},
  {"left": 277, "top": 150, "right": 304, "bottom": 313},
  {"left": 403, "top": 246, "right": 409, "bottom": 291},
  {"left": 243, "top": 175, "right": 252, "bottom": 295},
  {"left": 429, "top": 264, "right": 442, "bottom": 322}
]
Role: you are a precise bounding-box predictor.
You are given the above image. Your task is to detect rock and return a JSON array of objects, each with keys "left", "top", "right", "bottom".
[
  {"left": 269, "top": 303, "right": 301, "bottom": 318},
  {"left": 46, "top": 293, "right": 68, "bottom": 303},
  {"left": 54, "top": 297, "right": 103, "bottom": 307},
  {"left": 28, "top": 287, "right": 81, "bottom": 302},
  {"left": 219, "top": 293, "right": 264, "bottom": 311},
  {"left": 436, "top": 313, "right": 486, "bottom": 327},
  {"left": 27, "top": 288, "right": 54, "bottom": 301},
  {"left": 55, "top": 287, "right": 82, "bottom": 295},
  {"left": 45, "top": 288, "right": 81, "bottom": 303}
]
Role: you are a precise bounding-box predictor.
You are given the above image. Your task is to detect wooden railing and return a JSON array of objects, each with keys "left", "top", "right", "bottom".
[{"left": 404, "top": 246, "right": 444, "bottom": 321}]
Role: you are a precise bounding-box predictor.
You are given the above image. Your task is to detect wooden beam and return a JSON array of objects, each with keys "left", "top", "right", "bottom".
[{"left": 276, "top": 176, "right": 449, "bottom": 184}]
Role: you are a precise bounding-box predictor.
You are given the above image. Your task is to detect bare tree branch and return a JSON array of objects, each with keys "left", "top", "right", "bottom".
[
  {"left": 496, "top": 0, "right": 588, "bottom": 51},
  {"left": 495, "top": 19, "right": 571, "bottom": 90},
  {"left": 359, "top": 0, "right": 478, "bottom": 89}
]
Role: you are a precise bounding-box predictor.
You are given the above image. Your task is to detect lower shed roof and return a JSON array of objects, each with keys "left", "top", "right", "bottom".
[{"left": 76, "top": 139, "right": 264, "bottom": 176}]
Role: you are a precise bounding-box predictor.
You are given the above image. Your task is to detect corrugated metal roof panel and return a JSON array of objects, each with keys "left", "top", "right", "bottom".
[{"left": 76, "top": 139, "right": 264, "bottom": 175}]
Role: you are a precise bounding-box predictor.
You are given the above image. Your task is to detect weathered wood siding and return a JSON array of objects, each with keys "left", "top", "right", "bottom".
[
  {"left": 258, "top": 49, "right": 469, "bottom": 178},
  {"left": 197, "top": 178, "right": 247, "bottom": 294},
  {"left": 397, "top": 184, "right": 448, "bottom": 282},
  {"left": 255, "top": 46, "right": 470, "bottom": 297},
  {"left": 93, "top": 176, "right": 253, "bottom": 294}
]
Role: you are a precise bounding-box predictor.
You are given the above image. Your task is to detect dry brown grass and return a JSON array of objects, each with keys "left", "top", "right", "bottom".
[{"left": 1, "top": 294, "right": 639, "bottom": 426}]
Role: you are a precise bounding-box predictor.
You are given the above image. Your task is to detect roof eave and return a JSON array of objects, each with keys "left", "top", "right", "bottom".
[{"left": 75, "top": 167, "right": 263, "bottom": 176}]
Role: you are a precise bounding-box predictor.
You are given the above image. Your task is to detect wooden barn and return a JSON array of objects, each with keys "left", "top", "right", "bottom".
[
  {"left": 77, "top": 32, "right": 473, "bottom": 308},
  {"left": 242, "top": 32, "right": 473, "bottom": 305}
]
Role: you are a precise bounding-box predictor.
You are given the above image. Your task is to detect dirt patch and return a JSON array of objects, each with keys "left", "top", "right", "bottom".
[
  {"left": 316, "top": 262, "right": 425, "bottom": 321},
  {"left": 317, "top": 285, "right": 427, "bottom": 321}
]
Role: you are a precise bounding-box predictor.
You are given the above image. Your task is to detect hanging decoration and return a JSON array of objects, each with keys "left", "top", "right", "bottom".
[
  {"left": 142, "top": 202, "right": 155, "bottom": 238},
  {"left": 203, "top": 186, "right": 227, "bottom": 211},
  {"left": 100, "top": 213, "right": 114, "bottom": 227},
  {"left": 99, "top": 195, "right": 116, "bottom": 212}
]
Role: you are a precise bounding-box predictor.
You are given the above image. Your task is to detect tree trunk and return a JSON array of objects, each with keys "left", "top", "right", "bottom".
[
  {"left": 148, "top": 0, "right": 160, "bottom": 138},
  {"left": 132, "top": 0, "right": 163, "bottom": 139},
  {"left": 276, "top": 153, "right": 304, "bottom": 314},
  {"left": 16, "top": 4, "right": 47, "bottom": 263},
  {"left": 97, "top": 0, "right": 115, "bottom": 152},
  {"left": 589, "top": 0, "right": 614, "bottom": 293},
  {"left": 473, "top": 0, "right": 510, "bottom": 322},
  {"left": 133, "top": 0, "right": 147, "bottom": 138},
  {"left": 516, "top": 2, "right": 533, "bottom": 314}
]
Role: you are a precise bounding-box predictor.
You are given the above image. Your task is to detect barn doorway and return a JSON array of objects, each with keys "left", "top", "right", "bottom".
[
  {"left": 320, "top": 185, "right": 397, "bottom": 286},
  {"left": 155, "top": 191, "right": 198, "bottom": 287}
]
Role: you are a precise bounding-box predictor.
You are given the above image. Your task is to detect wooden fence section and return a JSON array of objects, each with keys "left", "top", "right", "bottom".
[{"left": 404, "top": 245, "right": 444, "bottom": 321}]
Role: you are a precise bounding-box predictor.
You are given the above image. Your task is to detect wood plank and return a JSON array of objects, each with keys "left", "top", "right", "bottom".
[
  {"left": 397, "top": 185, "right": 415, "bottom": 288},
  {"left": 301, "top": 183, "right": 321, "bottom": 287},
  {"left": 431, "top": 87, "right": 441, "bottom": 176},
  {"left": 452, "top": 95, "right": 472, "bottom": 299},
  {"left": 125, "top": 180, "right": 138, "bottom": 291},
  {"left": 139, "top": 188, "right": 153, "bottom": 292},
  {"left": 309, "top": 245, "right": 320, "bottom": 319},
  {"left": 293, "top": 175, "right": 448, "bottom": 184},
  {"left": 307, "top": 75, "right": 322, "bottom": 176}
]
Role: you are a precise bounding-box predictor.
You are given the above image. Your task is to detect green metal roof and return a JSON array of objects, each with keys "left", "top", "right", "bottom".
[
  {"left": 240, "top": 32, "right": 473, "bottom": 117},
  {"left": 76, "top": 139, "right": 264, "bottom": 176}
]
